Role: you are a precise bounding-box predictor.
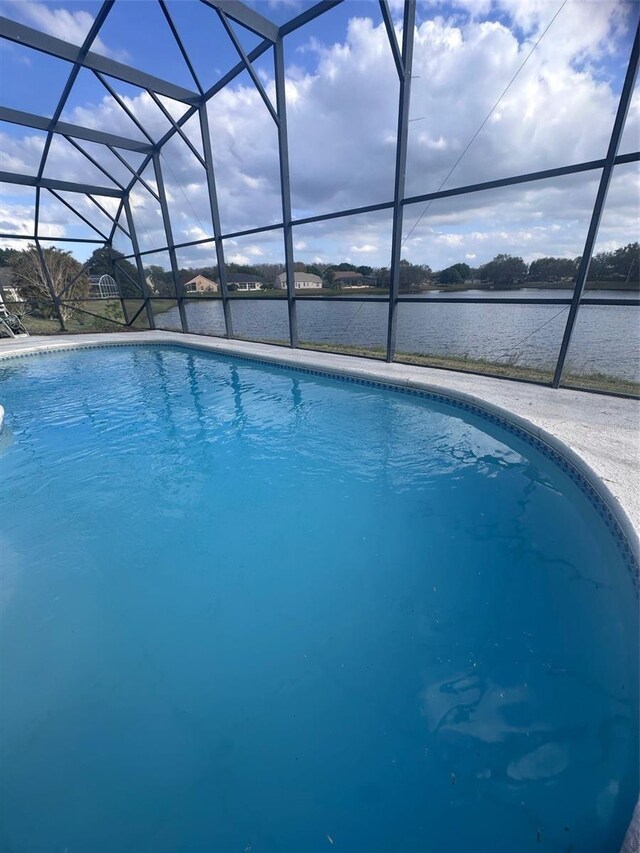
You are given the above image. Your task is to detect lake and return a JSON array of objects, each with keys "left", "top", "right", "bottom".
[{"left": 156, "top": 290, "right": 640, "bottom": 385}]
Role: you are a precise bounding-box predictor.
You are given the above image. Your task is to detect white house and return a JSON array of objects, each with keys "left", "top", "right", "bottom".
[
  {"left": 226, "top": 274, "right": 264, "bottom": 291},
  {"left": 332, "top": 270, "right": 377, "bottom": 289},
  {"left": 275, "top": 272, "right": 323, "bottom": 290}
]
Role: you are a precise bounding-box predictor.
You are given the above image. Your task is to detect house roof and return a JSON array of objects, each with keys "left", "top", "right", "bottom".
[
  {"left": 184, "top": 274, "right": 216, "bottom": 286},
  {"left": 226, "top": 273, "right": 264, "bottom": 283},
  {"left": 333, "top": 270, "right": 373, "bottom": 280},
  {"left": 276, "top": 271, "right": 322, "bottom": 283}
]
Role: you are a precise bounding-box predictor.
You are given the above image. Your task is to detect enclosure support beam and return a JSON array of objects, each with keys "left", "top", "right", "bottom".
[
  {"left": 94, "top": 72, "right": 155, "bottom": 145},
  {"left": 114, "top": 250, "right": 132, "bottom": 327},
  {"left": 199, "top": 104, "right": 234, "bottom": 338},
  {"left": 100, "top": 148, "right": 638, "bottom": 251},
  {"left": 379, "top": 0, "right": 404, "bottom": 79},
  {"left": 158, "top": 0, "right": 204, "bottom": 96},
  {"left": 48, "top": 189, "right": 110, "bottom": 241},
  {"left": 153, "top": 152, "right": 189, "bottom": 333},
  {"left": 201, "top": 1, "right": 279, "bottom": 42},
  {"left": 274, "top": 37, "right": 298, "bottom": 347},
  {"left": 0, "top": 107, "right": 152, "bottom": 154},
  {"left": 0, "top": 16, "right": 200, "bottom": 104},
  {"left": 34, "top": 179, "right": 41, "bottom": 238},
  {"left": 149, "top": 91, "right": 207, "bottom": 169},
  {"left": 124, "top": 197, "right": 155, "bottom": 330},
  {"left": 65, "top": 137, "right": 126, "bottom": 190},
  {"left": 87, "top": 195, "right": 130, "bottom": 236},
  {"left": 110, "top": 245, "right": 132, "bottom": 326},
  {"left": 552, "top": 24, "right": 639, "bottom": 388},
  {"left": 111, "top": 250, "right": 147, "bottom": 296},
  {"left": 108, "top": 147, "right": 161, "bottom": 202},
  {"left": 278, "top": 1, "right": 344, "bottom": 37},
  {"left": 36, "top": 2, "right": 114, "bottom": 185},
  {"left": 58, "top": 258, "right": 95, "bottom": 299},
  {"left": 386, "top": 1, "right": 415, "bottom": 362},
  {"left": 217, "top": 9, "right": 280, "bottom": 126},
  {"left": 115, "top": 38, "right": 274, "bottom": 205},
  {"left": 0, "top": 170, "right": 124, "bottom": 198}
]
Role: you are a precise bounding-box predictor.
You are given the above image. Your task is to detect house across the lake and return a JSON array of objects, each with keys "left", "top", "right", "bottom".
[
  {"left": 226, "top": 274, "right": 264, "bottom": 291},
  {"left": 332, "top": 270, "right": 377, "bottom": 288},
  {"left": 275, "top": 272, "right": 323, "bottom": 290},
  {"left": 183, "top": 274, "right": 218, "bottom": 294}
]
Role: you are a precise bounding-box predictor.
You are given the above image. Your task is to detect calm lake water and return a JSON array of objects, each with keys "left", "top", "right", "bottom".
[{"left": 157, "top": 290, "right": 640, "bottom": 382}]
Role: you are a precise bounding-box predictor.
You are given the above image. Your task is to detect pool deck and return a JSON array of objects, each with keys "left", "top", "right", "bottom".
[{"left": 1, "top": 330, "right": 639, "bottom": 850}]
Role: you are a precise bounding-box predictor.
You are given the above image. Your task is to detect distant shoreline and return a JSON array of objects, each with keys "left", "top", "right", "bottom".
[
  {"left": 425, "top": 280, "right": 640, "bottom": 293},
  {"left": 210, "top": 280, "right": 640, "bottom": 298}
]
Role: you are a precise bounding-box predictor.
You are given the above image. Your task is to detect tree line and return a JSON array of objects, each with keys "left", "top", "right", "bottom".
[
  {"left": 172, "top": 243, "right": 639, "bottom": 291},
  {"left": 0, "top": 241, "right": 637, "bottom": 318},
  {"left": 433, "top": 243, "right": 639, "bottom": 287}
]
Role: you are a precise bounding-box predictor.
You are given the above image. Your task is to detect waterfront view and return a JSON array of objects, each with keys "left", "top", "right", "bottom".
[
  {"left": 154, "top": 289, "right": 639, "bottom": 392},
  {"left": 1, "top": 1, "right": 640, "bottom": 851}
]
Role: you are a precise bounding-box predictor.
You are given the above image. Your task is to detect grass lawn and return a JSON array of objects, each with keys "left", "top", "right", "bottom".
[
  {"left": 297, "top": 341, "right": 639, "bottom": 397},
  {"left": 9, "top": 302, "right": 637, "bottom": 397}
]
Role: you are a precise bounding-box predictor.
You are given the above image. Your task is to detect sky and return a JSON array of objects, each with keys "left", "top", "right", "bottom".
[{"left": 0, "top": 0, "right": 638, "bottom": 270}]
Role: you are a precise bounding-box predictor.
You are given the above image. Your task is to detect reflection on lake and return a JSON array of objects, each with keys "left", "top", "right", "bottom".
[{"left": 157, "top": 290, "right": 639, "bottom": 383}]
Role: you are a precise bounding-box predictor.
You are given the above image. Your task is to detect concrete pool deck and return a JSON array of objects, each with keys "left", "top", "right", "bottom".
[{"left": 0, "top": 330, "right": 638, "bottom": 849}]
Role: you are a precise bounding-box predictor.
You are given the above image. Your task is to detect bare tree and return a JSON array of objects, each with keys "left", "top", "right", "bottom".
[{"left": 10, "top": 245, "right": 89, "bottom": 320}]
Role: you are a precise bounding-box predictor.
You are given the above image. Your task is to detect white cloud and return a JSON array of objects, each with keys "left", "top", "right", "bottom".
[
  {"left": 226, "top": 252, "right": 251, "bottom": 265},
  {"left": 434, "top": 234, "right": 464, "bottom": 247},
  {"left": 267, "top": 0, "right": 300, "bottom": 7},
  {"left": 0, "top": 193, "right": 36, "bottom": 249},
  {"left": 0, "top": 131, "right": 46, "bottom": 175},
  {"left": 0, "top": 0, "right": 127, "bottom": 60},
  {"left": 67, "top": 92, "right": 169, "bottom": 142},
  {"left": 0, "top": 1, "right": 637, "bottom": 270},
  {"left": 205, "top": 80, "right": 281, "bottom": 234}
]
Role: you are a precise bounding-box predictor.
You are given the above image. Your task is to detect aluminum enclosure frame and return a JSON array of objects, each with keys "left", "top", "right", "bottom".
[{"left": 0, "top": 0, "right": 638, "bottom": 394}]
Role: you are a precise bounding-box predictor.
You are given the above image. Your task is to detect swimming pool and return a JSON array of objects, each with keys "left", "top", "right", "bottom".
[{"left": 0, "top": 343, "right": 637, "bottom": 852}]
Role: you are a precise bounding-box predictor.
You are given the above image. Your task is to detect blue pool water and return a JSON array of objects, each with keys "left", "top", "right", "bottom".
[{"left": 0, "top": 345, "right": 637, "bottom": 852}]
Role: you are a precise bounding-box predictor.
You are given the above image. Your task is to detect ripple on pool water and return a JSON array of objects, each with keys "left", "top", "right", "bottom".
[{"left": 0, "top": 345, "right": 637, "bottom": 853}]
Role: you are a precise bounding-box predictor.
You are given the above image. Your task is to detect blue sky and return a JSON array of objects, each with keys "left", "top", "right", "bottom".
[
  {"left": 2, "top": 0, "right": 635, "bottom": 105},
  {"left": 0, "top": 0, "right": 638, "bottom": 267}
]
